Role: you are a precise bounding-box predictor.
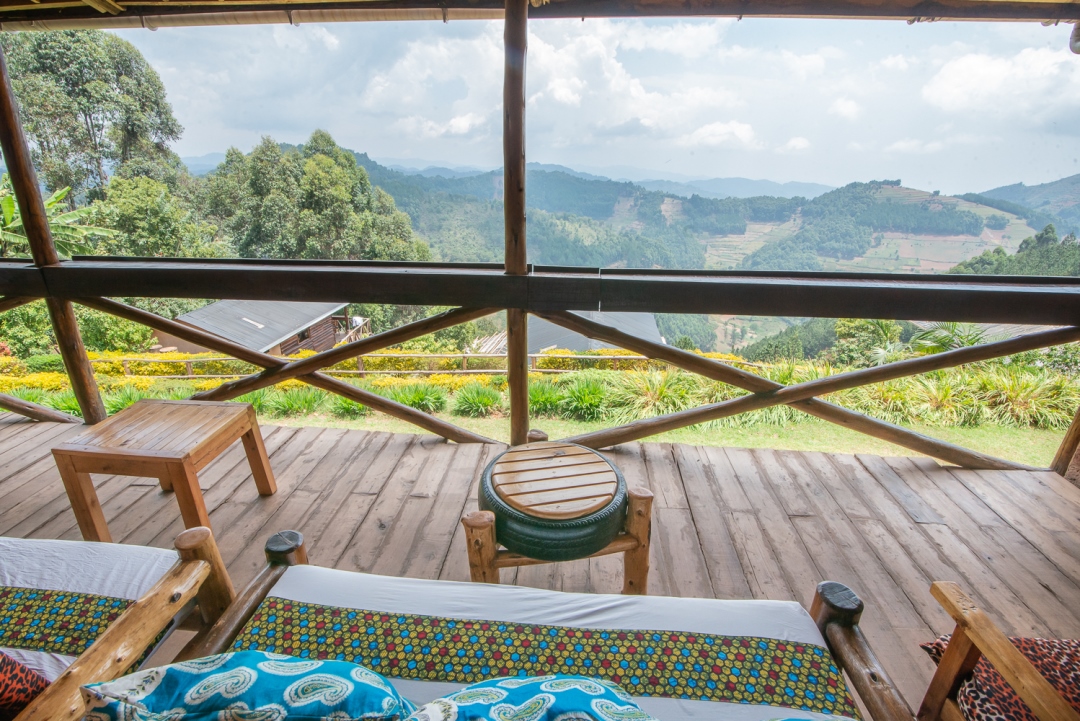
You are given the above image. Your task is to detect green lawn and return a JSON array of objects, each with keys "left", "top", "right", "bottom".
[{"left": 267, "top": 412, "right": 1063, "bottom": 468}]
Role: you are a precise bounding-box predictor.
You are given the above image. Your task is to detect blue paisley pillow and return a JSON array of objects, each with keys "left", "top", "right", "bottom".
[
  {"left": 81, "top": 650, "right": 415, "bottom": 720},
  {"left": 406, "top": 675, "right": 656, "bottom": 721}
]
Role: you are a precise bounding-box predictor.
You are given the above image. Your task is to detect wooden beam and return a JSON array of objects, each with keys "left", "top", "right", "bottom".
[
  {"left": 27, "top": 260, "right": 1080, "bottom": 325},
  {"left": 504, "top": 0, "right": 529, "bottom": 446},
  {"left": 0, "top": 295, "right": 34, "bottom": 314},
  {"left": 1051, "top": 404, "right": 1080, "bottom": 477},
  {"left": 80, "top": 0, "right": 122, "bottom": 12},
  {"left": 0, "top": 391, "right": 80, "bottom": 423},
  {"left": 0, "top": 46, "right": 106, "bottom": 424},
  {"left": 539, "top": 310, "right": 1031, "bottom": 470},
  {"left": 0, "top": 0, "right": 1075, "bottom": 27},
  {"left": 193, "top": 306, "right": 498, "bottom": 401},
  {"left": 77, "top": 297, "right": 496, "bottom": 444}
]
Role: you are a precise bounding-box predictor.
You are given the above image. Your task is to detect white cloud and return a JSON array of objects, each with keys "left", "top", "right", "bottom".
[
  {"left": 677, "top": 121, "right": 760, "bottom": 148},
  {"left": 829, "top": 97, "right": 861, "bottom": 120},
  {"left": 271, "top": 25, "right": 340, "bottom": 51},
  {"left": 885, "top": 138, "right": 945, "bottom": 154},
  {"left": 776, "top": 136, "right": 811, "bottom": 153},
  {"left": 922, "top": 48, "right": 1080, "bottom": 120},
  {"left": 781, "top": 50, "right": 827, "bottom": 79},
  {"left": 880, "top": 54, "right": 910, "bottom": 70}
]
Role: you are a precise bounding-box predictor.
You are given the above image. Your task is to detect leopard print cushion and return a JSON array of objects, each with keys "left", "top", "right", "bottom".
[
  {"left": 0, "top": 652, "right": 48, "bottom": 721},
  {"left": 921, "top": 635, "right": 1080, "bottom": 721}
]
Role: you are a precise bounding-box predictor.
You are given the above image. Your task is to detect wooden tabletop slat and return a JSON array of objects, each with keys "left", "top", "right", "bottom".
[{"left": 491, "top": 441, "right": 618, "bottom": 520}]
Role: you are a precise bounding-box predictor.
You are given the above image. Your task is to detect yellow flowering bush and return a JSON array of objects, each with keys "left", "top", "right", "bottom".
[
  {"left": 0, "top": 372, "right": 69, "bottom": 392},
  {"left": 86, "top": 351, "right": 258, "bottom": 377},
  {"left": 0, "top": 357, "right": 27, "bottom": 376},
  {"left": 98, "top": 376, "right": 156, "bottom": 392},
  {"left": 427, "top": 374, "right": 496, "bottom": 391}
]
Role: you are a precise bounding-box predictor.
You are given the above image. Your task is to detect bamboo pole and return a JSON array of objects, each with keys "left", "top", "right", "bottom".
[
  {"left": 77, "top": 297, "right": 496, "bottom": 444},
  {"left": 0, "top": 46, "right": 106, "bottom": 424},
  {"left": 193, "top": 306, "right": 498, "bottom": 401},
  {"left": 538, "top": 310, "right": 1033, "bottom": 470},
  {"left": 0, "top": 295, "right": 35, "bottom": 314},
  {"left": 0, "top": 391, "right": 80, "bottom": 423},
  {"left": 504, "top": 0, "right": 529, "bottom": 445}
]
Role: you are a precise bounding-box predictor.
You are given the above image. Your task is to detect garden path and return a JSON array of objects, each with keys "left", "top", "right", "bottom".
[{"left": 0, "top": 412, "right": 1078, "bottom": 710}]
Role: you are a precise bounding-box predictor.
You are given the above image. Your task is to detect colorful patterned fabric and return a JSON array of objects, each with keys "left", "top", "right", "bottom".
[
  {"left": 0, "top": 652, "right": 49, "bottom": 721},
  {"left": 406, "top": 675, "right": 656, "bottom": 721},
  {"left": 233, "top": 597, "right": 860, "bottom": 717},
  {"left": 922, "top": 635, "right": 1080, "bottom": 721},
  {"left": 0, "top": 586, "right": 131, "bottom": 657},
  {"left": 82, "top": 650, "right": 417, "bottom": 721}
]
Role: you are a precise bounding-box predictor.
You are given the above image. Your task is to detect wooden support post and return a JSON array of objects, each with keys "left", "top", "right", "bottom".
[
  {"left": 0, "top": 296, "right": 35, "bottom": 314},
  {"left": 462, "top": 510, "right": 500, "bottom": 583},
  {"left": 174, "top": 526, "right": 235, "bottom": 625},
  {"left": 0, "top": 45, "right": 105, "bottom": 424},
  {"left": 812, "top": 582, "right": 916, "bottom": 721},
  {"left": 622, "top": 487, "right": 652, "bottom": 595},
  {"left": 504, "top": 0, "right": 529, "bottom": 446}
]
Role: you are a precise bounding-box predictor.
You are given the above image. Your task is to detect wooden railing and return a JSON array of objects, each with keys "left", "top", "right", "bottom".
[{"left": 4, "top": 11, "right": 1080, "bottom": 477}]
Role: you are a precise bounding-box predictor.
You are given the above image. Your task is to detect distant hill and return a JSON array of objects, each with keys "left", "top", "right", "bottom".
[
  {"left": 181, "top": 152, "right": 227, "bottom": 176},
  {"left": 637, "top": 177, "right": 832, "bottom": 200},
  {"left": 981, "top": 174, "right": 1080, "bottom": 230}
]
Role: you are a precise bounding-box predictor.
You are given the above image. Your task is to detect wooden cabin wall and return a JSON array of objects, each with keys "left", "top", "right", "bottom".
[{"left": 278, "top": 317, "right": 336, "bottom": 356}]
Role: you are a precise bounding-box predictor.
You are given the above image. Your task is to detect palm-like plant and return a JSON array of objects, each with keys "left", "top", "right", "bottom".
[
  {"left": 911, "top": 322, "right": 993, "bottom": 354},
  {"left": 0, "top": 174, "right": 114, "bottom": 258}
]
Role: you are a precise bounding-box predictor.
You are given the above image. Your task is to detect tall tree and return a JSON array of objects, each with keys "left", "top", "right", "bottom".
[{"left": 0, "top": 30, "right": 181, "bottom": 202}]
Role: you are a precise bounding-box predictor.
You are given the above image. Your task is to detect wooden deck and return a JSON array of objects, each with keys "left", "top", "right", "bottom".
[{"left": 1, "top": 412, "right": 1079, "bottom": 709}]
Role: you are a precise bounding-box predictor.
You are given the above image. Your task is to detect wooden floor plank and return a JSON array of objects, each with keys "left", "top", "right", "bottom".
[{"left": 614, "top": 443, "right": 673, "bottom": 596}]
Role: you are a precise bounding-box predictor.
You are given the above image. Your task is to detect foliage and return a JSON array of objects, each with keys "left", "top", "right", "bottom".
[
  {"left": 267, "top": 387, "right": 326, "bottom": 417},
  {"left": 559, "top": 375, "right": 607, "bottom": 421},
  {"left": 452, "top": 383, "right": 502, "bottom": 417},
  {"left": 528, "top": 380, "right": 565, "bottom": 417},
  {"left": 200, "top": 132, "right": 429, "bottom": 263},
  {"left": 328, "top": 388, "right": 370, "bottom": 419},
  {"left": 0, "top": 30, "right": 181, "bottom": 201},
  {"left": 911, "top": 322, "right": 992, "bottom": 353},
  {"left": 45, "top": 389, "right": 82, "bottom": 417},
  {"left": 950, "top": 224, "right": 1079, "bottom": 277},
  {"left": 235, "top": 389, "right": 270, "bottom": 415},
  {"left": 0, "top": 372, "right": 69, "bottom": 393},
  {"left": 826, "top": 319, "right": 903, "bottom": 367},
  {"left": 0, "top": 357, "right": 27, "bottom": 376},
  {"left": 655, "top": 314, "right": 716, "bottom": 352},
  {"left": 385, "top": 383, "right": 447, "bottom": 414},
  {"left": 985, "top": 214, "right": 1008, "bottom": 230},
  {"left": 957, "top": 193, "right": 1062, "bottom": 233},
  {"left": 104, "top": 384, "right": 151, "bottom": 414},
  {"left": 605, "top": 371, "right": 695, "bottom": 424},
  {"left": 25, "top": 354, "right": 65, "bottom": 373},
  {"left": 0, "top": 175, "right": 115, "bottom": 258}
]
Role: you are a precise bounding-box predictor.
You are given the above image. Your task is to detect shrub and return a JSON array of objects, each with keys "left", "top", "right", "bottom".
[
  {"left": 453, "top": 383, "right": 502, "bottom": 417},
  {"left": 560, "top": 376, "right": 608, "bottom": 421},
  {"left": 387, "top": 383, "right": 447, "bottom": 414},
  {"left": 0, "top": 372, "right": 69, "bottom": 393},
  {"left": 330, "top": 393, "right": 370, "bottom": 419},
  {"left": 25, "top": 354, "right": 65, "bottom": 373},
  {"left": 267, "top": 387, "right": 327, "bottom": 417},
  {"left": 105, "top": 385, "right": 152, "bottom": 415},
  {"left": 427, "top": 374, "right": 495, "bottom": 392},
  {"left": 975, "top": 367, "right": 1077, "bottom": 429},
  {"left": 46, "top": 390, "right": 82, "bottom": 417},
  {"left": 0, "top": 357, "right": 27, "bottom": 376},
  {"left": 606, "top": 371, "right": 695, "bottom": 424},
  {"left": 912, "top": 372, "right": 984, "bottom": 427},
  {"left": 529, "top": 380, "right": 564, "bottom": 417},
  {"left": 8, "top": 386, "right": 49, "bottom": 405},
  {"left": 235, "top": 388, "right": 271, "bottom": 414}
]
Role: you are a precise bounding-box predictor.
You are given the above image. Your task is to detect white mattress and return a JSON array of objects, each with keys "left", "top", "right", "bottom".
[
  {"left": 260, "top": 565, "right": 857, "bottom": 721},
  {"left": 0, "top": 538, "right": 177, "bottom": 680}
]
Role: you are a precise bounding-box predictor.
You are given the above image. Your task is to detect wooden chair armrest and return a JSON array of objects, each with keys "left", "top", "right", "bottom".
[
  {"left": 14, "top": 559, "right": 209, "bottom": 721},
  {"left": 811, "top": 581, "right": 916, "bottom": 721},
  {"left": 920, "top": 582, "right": 1080, "bottom": 721},
  {"left": 177, "top": 530, "right": 308, "bottom": 661}
]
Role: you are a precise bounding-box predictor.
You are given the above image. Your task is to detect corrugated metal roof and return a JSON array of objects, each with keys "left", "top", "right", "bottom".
[
  {"left": 529, "top": 312, "right": 663, "bottom": 353},
  {"left": 177, "top": 300, "right": 346, "bottom": 352}
]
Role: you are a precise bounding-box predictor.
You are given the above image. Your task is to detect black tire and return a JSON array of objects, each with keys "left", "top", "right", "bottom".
[{"left": 478, "top": 445, "right": 628, "bottom": 562}]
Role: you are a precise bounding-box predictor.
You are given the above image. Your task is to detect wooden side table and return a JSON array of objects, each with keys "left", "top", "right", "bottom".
[
  {"left": 51, "top": 399, "right": 276, "bottom": 542},
  {"left": 463, "top": 441, "right": 653, "bottom": 594}
]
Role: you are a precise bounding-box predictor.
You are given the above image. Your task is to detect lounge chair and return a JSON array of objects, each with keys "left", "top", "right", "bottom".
[{"left": 1, "top": 527, "right": 234, "bottom": 721}]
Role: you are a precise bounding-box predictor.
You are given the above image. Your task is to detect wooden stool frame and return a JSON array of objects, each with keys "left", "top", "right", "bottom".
[
  {"left": 51, "top": 399, "right": 276, "bottom": 542},
  {"left": 462, "top": 486, "right": 653, "bottom": 595}
]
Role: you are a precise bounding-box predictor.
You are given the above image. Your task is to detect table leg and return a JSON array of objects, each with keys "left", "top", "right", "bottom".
[
  {"left": 166, "top": 460, "right": 212, "bottom": 530},
  {"left": 53, "top": 452, "right": 112, "bottom": 542},
  {"left": 461, "top": 511, "right": 500, "bottom": 584},
  {"left": 241, "top": 410, "right": 276, "bottom": 496}
]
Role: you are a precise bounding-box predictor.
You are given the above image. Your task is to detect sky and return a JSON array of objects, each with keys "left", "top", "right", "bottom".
[{"left": 116, "top": 17, "right": 1080, "bottom": 194}]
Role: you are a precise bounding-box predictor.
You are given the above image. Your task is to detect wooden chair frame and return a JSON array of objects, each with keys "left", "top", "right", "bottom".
[
  {"left": 460, "top": 487, "right": 653, "bottom": 595},
  {"left": 917, "top": 582, "right": 1080, "bottom": 721},
  {"left": 12, "top": 527, "right": 235, "bottom": 721},
  {"left": 183, "top": 529, "right": 917, "bottom": 721}
]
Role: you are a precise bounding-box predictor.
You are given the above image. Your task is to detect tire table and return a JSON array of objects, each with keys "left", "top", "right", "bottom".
[{"left": 462, "top": 441, "right": 653, "bottom": 594}]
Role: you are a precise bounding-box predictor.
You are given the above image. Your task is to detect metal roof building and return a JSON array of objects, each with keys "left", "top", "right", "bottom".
[
  {"left": 163, "top": 300, "right": 346, "bottom": 354},
  {"left": 528, "top": 312, "right": 663, "bottom": 353}
]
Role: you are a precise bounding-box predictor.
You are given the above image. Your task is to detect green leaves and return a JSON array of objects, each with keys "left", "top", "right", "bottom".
[{"left": 0, "top": 173, "right": 113, "bottom": 259}]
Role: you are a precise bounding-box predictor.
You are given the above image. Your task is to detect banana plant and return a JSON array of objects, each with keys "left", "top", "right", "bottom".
[{"left": 0, "top": 173, "right": 115, "bottom": 259}]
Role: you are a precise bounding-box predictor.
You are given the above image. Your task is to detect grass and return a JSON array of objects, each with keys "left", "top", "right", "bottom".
[{"left": 266, "top": 412, "right": 1064, "bottom": 468}]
